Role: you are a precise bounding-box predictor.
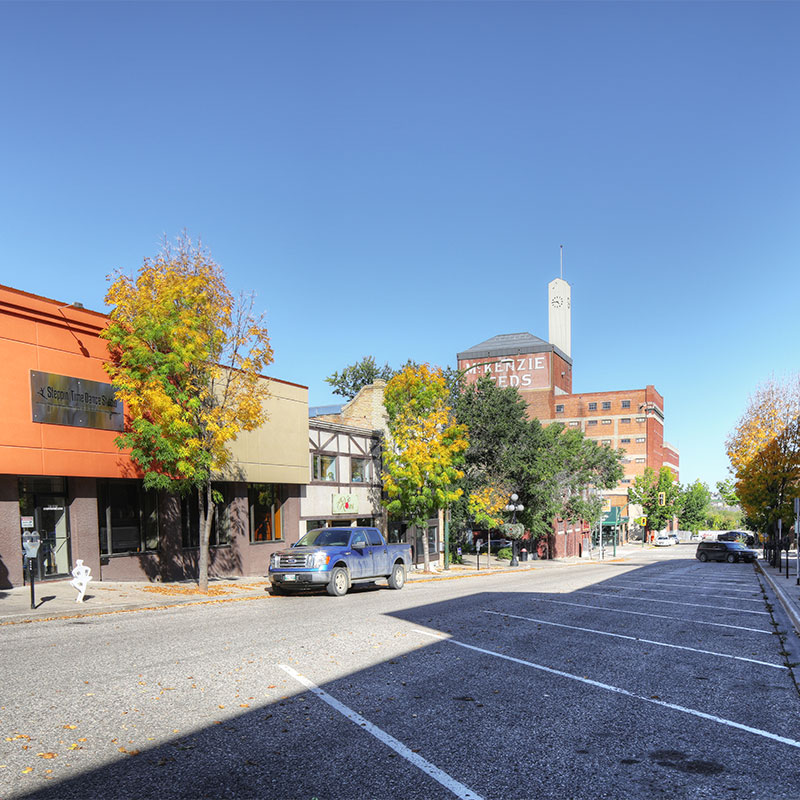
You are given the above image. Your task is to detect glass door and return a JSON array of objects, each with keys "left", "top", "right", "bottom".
[{"left": 33, "top": 496, "right": 71, "bottom": 579}]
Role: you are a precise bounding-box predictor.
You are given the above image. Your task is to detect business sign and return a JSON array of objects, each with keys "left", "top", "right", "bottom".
[
  {"left": 31, "top": 371, "right": 124, "bottom": 432},
  {"left": 332, "top": 494, "right": 358, "bottom": 515},
  {"left": 458, "top": 355, "right": 551, "bottom": 390}
]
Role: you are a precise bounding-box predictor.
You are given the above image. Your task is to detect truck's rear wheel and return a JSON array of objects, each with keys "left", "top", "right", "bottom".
[
  {"left": 388, "top": 562, "right": 406, "bottom": 590},
  {"left": 327, "top": 567, "right": 349, "bottom": 596}
]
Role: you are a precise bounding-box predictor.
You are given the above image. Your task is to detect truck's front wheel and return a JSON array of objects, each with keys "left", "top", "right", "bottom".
[
  {"left": 388, "top": 562, "right": 406, "bottom": 590},
  {"left": 327, "top": 567, "right": 349, "bottom": 597}
]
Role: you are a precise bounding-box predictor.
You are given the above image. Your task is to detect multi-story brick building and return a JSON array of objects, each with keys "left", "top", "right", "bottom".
[{"left": 457, "top": 275, "right": 679, "bottom": 549}]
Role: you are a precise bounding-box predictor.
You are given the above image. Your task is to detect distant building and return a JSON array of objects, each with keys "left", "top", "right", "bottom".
[{"left": 457, "top": 272, "right": 680, "bottom": 552}]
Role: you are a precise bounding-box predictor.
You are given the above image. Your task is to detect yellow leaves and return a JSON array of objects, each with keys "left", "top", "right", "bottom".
[
  {"left": 37, "top": 752, "right": 57, "bottom": 759},
  {"left": 21, "top": 766, "right": 33, "bottom": 774},
  {"left": 468, "top": 485, "right": 509, "bottom": 529}
]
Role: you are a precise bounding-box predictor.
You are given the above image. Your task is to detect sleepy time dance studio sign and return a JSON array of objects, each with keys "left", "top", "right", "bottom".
[{"left": 30, "top": 371, "right": 124, "bottom": 432}]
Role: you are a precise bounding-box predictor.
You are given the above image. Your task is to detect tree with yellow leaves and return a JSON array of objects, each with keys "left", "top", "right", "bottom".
[
  {"left": 382, "top": 364, "right": 468, "bottom": 571},
  {"left": 102, "top": 234, "right": 273, "bottom": 591},
  {"left": 726, "top": 374, "right": 800, "bottom": 550}
]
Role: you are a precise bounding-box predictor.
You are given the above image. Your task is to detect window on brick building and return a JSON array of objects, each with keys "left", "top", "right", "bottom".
[
  {"left": 636, "top": 416, "right": 646, "bottom": 423},
  {"left": 635, "top": 457, "right": 646, "bottom": 463},
  {"left": 636, "top": 437, "right": 646, "bottom": 443},
  {"left": 601, "top": 439, "right": 611, "bottom": 446},
  {"left": 569, "top": 421, "right": 580, "bottom": 427},
  {"left": 602, "top": 401, "right": 611, "bottom": 410},
  {"left": 555, "top": 404, "right": 564, "bottom": 413},
  {"left": 621, "top": 400, "right": 631, "bottom": 409},
  {"left": 620, "top": 438, "right": 631, "bottom": 444},
  {"left": 587, "top": 420, "right": 598, "bottom": 426},
  {"left": 621, "top": 479, "right": 631, "bottom": 484},
  {"left": 602, "top": 419, "right": 611, "bottom": 424},
  {"left": 588, "top": 402, "right": 597, "bottom": 411},
  {"left": 620, "top": 418, "right": 630, "bottom": 424}
]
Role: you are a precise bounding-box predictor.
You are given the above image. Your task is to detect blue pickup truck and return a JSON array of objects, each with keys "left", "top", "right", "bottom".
[{"left": 268, "top": 527, "right": 413, "bottom": 597}]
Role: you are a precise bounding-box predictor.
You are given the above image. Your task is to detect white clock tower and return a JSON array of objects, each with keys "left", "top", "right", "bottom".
[{"left": 548, "top": 276, "right": 571, "bottom": 358}]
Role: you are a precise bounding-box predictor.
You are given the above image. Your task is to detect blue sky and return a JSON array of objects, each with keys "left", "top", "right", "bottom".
[{"left": 2, "top": 1, "right": 798, "bottom": 488}]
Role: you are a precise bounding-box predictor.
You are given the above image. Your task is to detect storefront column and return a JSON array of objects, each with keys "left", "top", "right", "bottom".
[
  {"left": 68, "top": 478, "right": 101, "bottom": 582},
  {"left": 0, "top": 475, "right": 23, "bottom": 588}
]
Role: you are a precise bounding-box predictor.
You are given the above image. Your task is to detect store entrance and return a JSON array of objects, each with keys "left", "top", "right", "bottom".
[
  {"left": 18, "top": 478, "right": 72, "bottom": 581},
  {"left": 32, "top": 496, "right": 72, "bottom": 579}
]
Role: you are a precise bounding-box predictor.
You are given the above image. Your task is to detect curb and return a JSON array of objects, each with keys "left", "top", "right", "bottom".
[{"left": 756, "top": 562, "right": 800, "bottom": 637}]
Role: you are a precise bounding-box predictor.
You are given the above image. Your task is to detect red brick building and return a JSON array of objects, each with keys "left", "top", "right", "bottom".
[{"left": 456, "top": 276, "right": 679, "bottom": 555}]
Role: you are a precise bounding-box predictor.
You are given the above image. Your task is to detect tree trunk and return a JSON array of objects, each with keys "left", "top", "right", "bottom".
[
  {"left": 422, "top": 521, "right": 430, "bottom": 573},
  {"left": 198, "top": 481, "right": 215, "bottom": 592}
]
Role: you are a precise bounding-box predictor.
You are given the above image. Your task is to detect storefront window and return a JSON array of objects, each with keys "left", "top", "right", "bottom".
[
  {"left": 249, "top": 484, "right": 283, "bottom": 542},
  {"left": 306, "top": 519, "right": 328, "bottom": 533},
  {"left": 312, "top": 454, "right": 337, "bottom": 481},
  {"left": 350, "top": 457, "right": 369, "bottom": 483},
  {"left": 181, "top": 484, "right": 232, "bottom": 548},
  {"left": 97, "top": 479, "right": 159, "bottom": 555}
]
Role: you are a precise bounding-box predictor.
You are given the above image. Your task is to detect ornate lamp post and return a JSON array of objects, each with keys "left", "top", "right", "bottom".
[{"left": 505, "top": 493, "right": 524, "bottom": 566}]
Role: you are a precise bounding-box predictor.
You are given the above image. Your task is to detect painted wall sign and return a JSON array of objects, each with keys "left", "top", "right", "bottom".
[
  {"left": 332, "top": 494, "right": 358, "bottom": 515},
  {"left": 31, "top": 371, "right": 124, "bottom": 432},
  {"left": 459, "top": 355, "right": 551, "bottom": 390}
]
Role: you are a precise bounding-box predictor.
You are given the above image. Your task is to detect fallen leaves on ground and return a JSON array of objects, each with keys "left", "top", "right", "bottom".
[{"left": 141, "top": 582, "right": 261, "bottom": 597}]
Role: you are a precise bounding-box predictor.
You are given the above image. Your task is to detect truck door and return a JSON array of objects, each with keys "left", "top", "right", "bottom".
[
  {"left": 349, "top": 529, "right": 373, "bottom": 579},
  {"left": 366, "top": 528, "right": 388, "bottom": 576}
]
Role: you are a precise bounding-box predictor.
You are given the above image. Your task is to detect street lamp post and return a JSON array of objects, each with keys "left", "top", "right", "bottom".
[{"left": 505, "top": 493, "right": 524, "bottom": 567}]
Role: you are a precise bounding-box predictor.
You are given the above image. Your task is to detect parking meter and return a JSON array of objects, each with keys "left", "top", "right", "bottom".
[
  {"left": 22, "top": 531, "right": 41, "bottom": 559},
  {"left": 22, "top": 531, "right": 40, "bottom": 610}
]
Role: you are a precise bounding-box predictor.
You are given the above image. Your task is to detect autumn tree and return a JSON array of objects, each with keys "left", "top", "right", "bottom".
[
  {"left": 102, "top": 234, "right": 273, "bottom": 591},
  {"left": 382, "top": 364, "right": 468, "bottom": 571},
  {"left": 726, "top": 375, "right": 800, "bottom": 541},
  {"left": 628, "top": 466, "right": 681, "bottom": 533}
]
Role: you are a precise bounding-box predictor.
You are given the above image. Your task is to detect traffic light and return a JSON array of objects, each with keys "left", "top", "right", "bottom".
[{"left": 658, "top": 491, "right": 666, "bottom": 506}]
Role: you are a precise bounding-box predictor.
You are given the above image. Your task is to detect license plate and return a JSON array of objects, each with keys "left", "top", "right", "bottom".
[{"left": 283, "top": 574, "right": 296, "bottom": 582}]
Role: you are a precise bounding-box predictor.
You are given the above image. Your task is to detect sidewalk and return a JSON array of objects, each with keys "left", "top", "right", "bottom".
[
  {"left": 0, "top": 544, "right": 647, "bottom": 626},
  {"left": 756, "top": 549, "right": 800, "bottom": 637}
]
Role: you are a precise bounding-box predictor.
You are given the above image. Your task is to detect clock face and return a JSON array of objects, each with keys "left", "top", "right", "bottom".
[{"left": 551, "top": 296, "right": 563, "bottom": 308}]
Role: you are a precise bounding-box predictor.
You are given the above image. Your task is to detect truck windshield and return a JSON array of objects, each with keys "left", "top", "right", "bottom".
[{"left": 295, "top": 529, "right": 351, "bottom": 547}]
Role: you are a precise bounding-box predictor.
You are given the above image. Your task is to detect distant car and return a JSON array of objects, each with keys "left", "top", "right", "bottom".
[
  {"left": 696, "top": 541, "right": 758, "bottom": 564},
  {"left": 654, "top": 534, "right": 673, "bottom": 547},
  {"left": 718, "top": 530, "right": 756, "bottom": 546},
  {"left": 668, "top": 533, "right": 680, "bottom": 545}
]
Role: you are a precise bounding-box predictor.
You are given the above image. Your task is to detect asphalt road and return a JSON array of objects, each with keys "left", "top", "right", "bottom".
[{"left": 2, "top": 547, "right": 799, "bottom": 800}]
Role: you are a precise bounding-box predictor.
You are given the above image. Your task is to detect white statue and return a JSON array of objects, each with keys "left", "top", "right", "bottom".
[{"left": 70, "top": 560, "right": 92, "bottom": 603}]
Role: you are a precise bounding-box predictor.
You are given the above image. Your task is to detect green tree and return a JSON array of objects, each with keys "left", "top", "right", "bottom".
[
  {"left": 102, "top": 234, "right": 273, "bottom": 591},
  {"left": 679, "top": 480, "right": 711, "bottom": 534},
  {"left": 382, "top": 364, "right": 468, "bottom": 571},
  {"left": 715, "top": 477, "right": 740, "bottom": 507},
  {"left": 325, "top": 356, "right": 395, "bottom": 400},
  {"left": 629, "top": 466, "right": 681, "bottom": 533}
]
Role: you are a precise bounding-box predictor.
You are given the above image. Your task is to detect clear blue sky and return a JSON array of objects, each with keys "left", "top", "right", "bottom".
[{"left": 2, "top": 1, "right": 798, "bottom": 489}]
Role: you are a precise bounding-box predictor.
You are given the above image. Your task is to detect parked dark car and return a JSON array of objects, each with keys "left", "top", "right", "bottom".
[
  {"left": 717, "top": 530, "right": 756, "bottom": 546},
  {"left": 696, "top": 541, "right": 758, "bottom": 564}
]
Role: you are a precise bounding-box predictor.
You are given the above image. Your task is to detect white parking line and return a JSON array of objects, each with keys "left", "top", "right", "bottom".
[
  {"left": 415, "top": 632, "right": 800, "bottom": 751},
  {"left": 574, "top": 589, "right": 769, "bottom": 615},
  {"left": 611, "top": 579, "right": 759, "bottom": 595},
  {"left": 609, "top": 582, "right": 764, "bottom": 603},
  {"left": 538, "top": 598, "right": 773, "bottom": 634},
  {"left": 279, "top": 664, "right": 484, "bottom": 800},
  {"left": 482, "top": 610, "right": 786, "bottom": 669}
]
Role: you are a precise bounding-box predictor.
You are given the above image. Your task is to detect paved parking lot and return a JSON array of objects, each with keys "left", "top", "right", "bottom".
[{"left": 2, "top": 547, "right": 799, "bottom": 799}]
